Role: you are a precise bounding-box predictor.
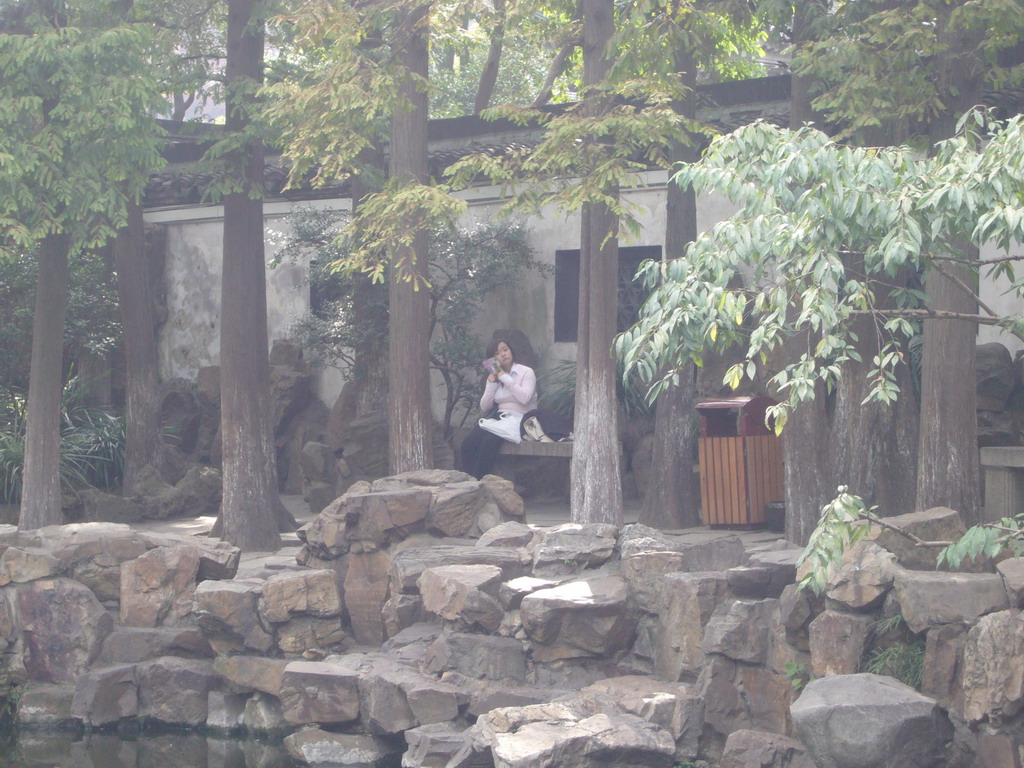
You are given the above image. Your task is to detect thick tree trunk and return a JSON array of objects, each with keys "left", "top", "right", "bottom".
[
  {"left": 571, "top": 0, "right": 621, "bottom": 525},
  {"left": 640, "top": 41, "right": 701, "bottom": 530},
  {"left": 114, "top": 200, "right": 163, "bottom": 491},
  {"left": 916, "top": 259, "right": 979, "bottom": 523},
  {"left": 473, "top": 0, "right": 505, "bottom": 114},
  {"left": 217, "top": 0, "right": 283, "bottom": 551},
  {"left": 20, "top": 231, "right": 72, "bottom": 529},
  {"left": 788, "top": 0, "right": 827, "bottom": 130},
  {"left": 387, "top": 3, "right": 434, "bottom": 474}
]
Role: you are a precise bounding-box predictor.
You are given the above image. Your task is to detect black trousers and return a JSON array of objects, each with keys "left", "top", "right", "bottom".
[{"left": 459, "top": 423, "right": 506, "bottom": 479}]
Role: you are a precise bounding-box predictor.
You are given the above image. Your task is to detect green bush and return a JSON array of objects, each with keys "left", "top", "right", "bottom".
[{"left": 0, "top": 381, "right": 125, "bottom": 505}]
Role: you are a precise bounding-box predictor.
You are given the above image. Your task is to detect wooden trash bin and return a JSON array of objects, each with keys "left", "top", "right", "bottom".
[{"left": 697, "top": 396, "right": 783, "bottom": 529}]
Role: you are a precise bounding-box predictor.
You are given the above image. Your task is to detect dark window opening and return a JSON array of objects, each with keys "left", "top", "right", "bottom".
[{"left": 553, "top": 245, "right": 662, "bottom": 343}]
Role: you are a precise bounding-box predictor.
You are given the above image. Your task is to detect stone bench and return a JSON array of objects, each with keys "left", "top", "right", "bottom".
[
  {"left": 498, "top": 440, "right": 574, "bottom": 458},
  {"left": 980, "top": 446, "right": 1024, "bottom": 521}
]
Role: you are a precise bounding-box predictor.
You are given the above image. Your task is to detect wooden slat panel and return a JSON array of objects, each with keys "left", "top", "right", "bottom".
[{"left": 730, "top": 438, "right": 747, "bottom": 524}]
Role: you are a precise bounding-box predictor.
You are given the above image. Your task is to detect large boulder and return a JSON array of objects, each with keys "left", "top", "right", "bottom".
[
  {"left": 825, "top": 541, "right": 898, "bottom": 611},
  {"left": 474, "top": 700, "right": 676, "bottom": 768},
  {"left": 278, "top": 660, "right": 361, "bottom": 726},
  {"left": 871, "top": 507, "right": 968, "bottom": 570},
  {"left": 285, "top": 728, "right": 399, "bottom": 768},
  {"left": 192, "top": 579, "right": 275, "bottom": 654},
  {"left": 119, "top": 545, "right": 201, "bottom": 628},
  {"left": 423, "top": 632, "right": 528, "bottom": 682},
  {"left": 17, "top": 577, "right": 113, "bottom": 684},
  {"left": 808, "top": 611, "right": 873, "bottom": 677},
  {"left": 418, "top": 564, "right": 504, "bottom": 632},
  {"left": 135, "top": 657, "right": 217, "bottom": 726},
  {"left": 698, "top": 655, "right": 794, "bottom": 738},
  {"left": 520, "top": 577, "right": 635, "bottom": 661},
  {"left": 720, "top": 729, "right": 814, "bottom": 768},
  {"left": 960, "top": 609, "right": 1024, "bottom": 725},
  {"left": 790, "top": 673, "right": 952, "bottom": 768},
  {"left": 531, "top": 524, "right": 618, "bottom": 577},
  {"left": 893, "top": 570, "right": 1009, "bottom": 633},
  {"left": 70, "top": 665, "right": 138, "bottom": 727},
  {"left": 702, "top": 599, "right": 777, "bottom": 665},
  {"left": 977, "top": 342, "right": 1017, "bottom": 411},
  {"left": 654, "top": 571, "right": 729, "bottom": 682}
]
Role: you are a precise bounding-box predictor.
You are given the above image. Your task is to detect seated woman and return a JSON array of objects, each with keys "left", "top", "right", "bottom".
[{"left": 459, "top": 338, "right": 538, "bottom": 479}]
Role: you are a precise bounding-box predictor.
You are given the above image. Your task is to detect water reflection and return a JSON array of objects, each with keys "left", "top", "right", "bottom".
[{"left": 0, "top": 730, "right": 298, "bottom": 768}]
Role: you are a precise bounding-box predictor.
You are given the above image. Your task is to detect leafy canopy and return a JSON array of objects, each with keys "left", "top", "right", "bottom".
[
  {"left": 0, "top": 16, "right": 165, "bottom": 253},
  {"left": 616, "top": 110, "right": 1024, "bottom": 432}
]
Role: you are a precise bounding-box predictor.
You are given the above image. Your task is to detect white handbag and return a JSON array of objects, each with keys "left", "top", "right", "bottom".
[{"left": 478, "top": 411, "right": 523, "bottom": 444}]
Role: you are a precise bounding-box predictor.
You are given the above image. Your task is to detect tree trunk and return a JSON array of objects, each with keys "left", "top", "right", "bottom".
[
  {"left": 916, "top": 258, "right": 979, "bottom": 523},
  {"left": 387, "top": 2, "right": 434, "bottom": 474},
  {"left": 114, "top": 199, "right": 163, "bottom": 491},
  {"left": 640, "top": 39, "right": 701, "bottom": 529},
  {"left": 350, "top": 146, "right": 390, "bottom": 418},
  {"left": 570, "top": 0, "right": 622, "bottom": 525},
  {"left": 217, "top": 0, "right": 283, "bottom": 551},
  {"left": 788, "top": 0, "right": 827, "bottom": 130},
  {"left": 20, "top": 231, "right": 72, "bottom": 529},
  {"left": 473, "top": 0, "right": 505, "bottom": 114},
  {"left": 914, "top": 24, "right": 985, "bottom": 525}
]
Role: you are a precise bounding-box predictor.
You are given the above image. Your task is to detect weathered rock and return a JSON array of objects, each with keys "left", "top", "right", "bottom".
[
  {"left": 808, "top": 610, "right": 874, "bottom": 677},
  {"left": 276, "top": 615, "right": 347, "bottom": 656},
  {"left": 418, "top": 564, "right": 504, "bottom": 632},
  {"left": 872, "top": 507, "right": 968, "bottom": 570},
  {"left": 18, "top": 577, "right": 113, "bottom": 683},
  {"left": 960, "top": 609, "right": 1024, "bottom": 725},
  {"left": 77, "top": 488, "right": 144, "bottom": 524},
  {"left": 734, "top": 548, "right": 800, "bottom": 598},
  {"left": 345, "top": 550, "right": 393, "bottom": 645},
  {"left": 477, "top": 521, "right": 535, "bottom": 549},
  {"left": 921, "top": 623, "right": 966, "bottom": 709},
  {"left": 997, "top": 557, "right": 1024, "bottom": 607},
  {"left": 206, "top": 689, "right": 247, "bottom": 732},
  {"left": 480, "top": 474, "right": 525, "bottom": 519},
  {"left": 389, "top": 545, "right": 523, "bottom": 594},
  {"left": 98, "top": 626, "right": 212, "bottom": 665},
  {"left": 621, "top": 551, "right": 690, "bottom": 613},
  {"left": 703, "top": 599, "right": 777, "bottom": 664},
  {"left": 975, "top": 729, "right": 1024, "bottom": 768},
  {"left": 476, "top": 702, "right": 676, "bottom": 768},
  {"left": 654, "top": 571, "right": 729, "bottom": 682},
  {"left": 71, "top": 664, "right": 138, "bottom": 726},
  {"left": 791, "top": 673, "right": 953, "bottom": 768},
  {"left": 825, "top": 541, "right": 898, "bottom": 611},
  {"left": 531, "top": 524, "right": 618, "bottom": 577},
  {"left": 720, "top": 729, "right": 814, "bottom": 768},
  {"left": 403, "top": 722, "right": 472, "bottom": 768},
  {"left": 618, "top": 524, "right": 745, "bottom": 573},
  {"left": 581, "top": 676, "right": 704, "bottom": 760},
  {"left": 427, "top": 481, "right": 487, "bottom": 537},
  {"left": 16, "top": 682, "right": 75, "bottom": 728},
  {"left": 192, "top": 579, "right": 275, "bottom": 654},
  {"left": 520, "top": 577, "right": 635, "bottom": 661},
  {"left": 318, "top": 652, "right": 467, "bottom": 734},
  {"left": 766, "top": 609, "right": 812, "bottom": 678},
  {"left": 278, "top": 660, "right": 361, "bottom": 726},
  {"left": 285, "top": 728, "right": 400, "bottom": 768},
  {"left": 262, "top": 568, "right": 343, "bottom": 623},
  {"left": 0, "top": 546, "right": 65, "bottom": 585},
  {"left": 499, "top": 576, "right": 561, "bottom": 611},
  {"left": 382, "top": 593, "right": 431, "bottom": 638},
  {"left": 120, "top": 545, "right": 201, "bottom": 628},
  {"left": 698, "top": 655, "right": 794, "bottom": 738},
  {"left": 424, "top": 632, "right": 528, "bottom": 681},
  {"left": 136, "top": 465, "right": 222, "bottom": 520},
  {"left": 977, "top": 342, "right": 1017, "bottom": 411},
  {"left": 213, "top": 655, "right": 289, "bottom": 696},
  {"left": 136, "top": 657, "right": 216, "bottom": 726},
  {"left": 48, "top": 525, "right": 150, "bottom": 602},
  {"left": 894, "top": 570, "right": 1009, "bottom": 633},
  {"left": 243, "top": 690, "right": 290, "bottom": 734}
]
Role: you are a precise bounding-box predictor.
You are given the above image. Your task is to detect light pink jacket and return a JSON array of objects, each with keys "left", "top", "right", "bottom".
[{"left": 480, "top": 363, "right": 538, "bottom": 415}]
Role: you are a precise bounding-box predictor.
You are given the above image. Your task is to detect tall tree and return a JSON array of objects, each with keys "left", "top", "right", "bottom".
[
  {"left": 0, "top": 1, "right": 164, "bottom": 529},
  {"left": 569, "top": 0, "right": 622, "bottom": 523},
  {"left": 387, "top": 1, "right": 435, "bottom": 473},
  {"left": 214, "top": 0, "right": 284, "bottom": 550}
]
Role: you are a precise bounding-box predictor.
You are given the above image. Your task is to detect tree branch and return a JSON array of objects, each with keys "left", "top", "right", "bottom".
[{"left": 863, "top": 513, "right": 953, "bottom": 547}]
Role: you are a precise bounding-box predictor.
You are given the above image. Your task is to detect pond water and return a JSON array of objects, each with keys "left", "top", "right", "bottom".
[{"left": 0, "top": 729, "right": 300, "bottom": 767}]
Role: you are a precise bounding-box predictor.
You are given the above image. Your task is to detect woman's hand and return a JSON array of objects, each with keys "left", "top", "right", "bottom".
[{"left": 487, "top": 372, "right": 498, "bottom": 384}]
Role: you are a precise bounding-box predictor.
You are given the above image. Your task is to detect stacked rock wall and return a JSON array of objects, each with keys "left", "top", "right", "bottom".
[{"left": 2, "top": 475, "right": 1024, "bottom": 767}]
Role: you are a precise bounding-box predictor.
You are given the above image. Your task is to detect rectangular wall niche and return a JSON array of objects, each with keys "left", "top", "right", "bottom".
[{"left": 553, "top": 245, "right": 662, "bottom": 343}]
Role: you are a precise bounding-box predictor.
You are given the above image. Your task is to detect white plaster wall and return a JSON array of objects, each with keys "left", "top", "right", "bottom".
[
  {"left": 144, "top": 181, "right": 738, "bottom": 421},
  {"left": 976, "top": 239, "right": 1024, "bottom": 355}
]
